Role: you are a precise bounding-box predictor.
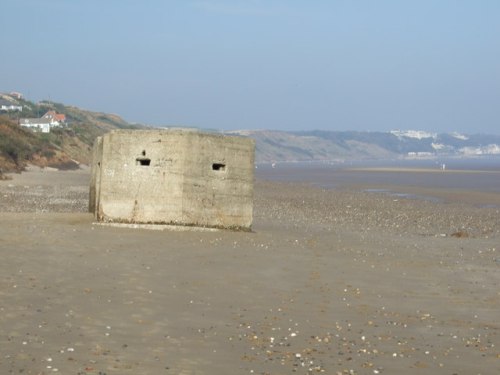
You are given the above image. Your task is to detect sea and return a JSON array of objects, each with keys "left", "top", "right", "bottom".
[{"left": 255, "top": 156, "right": 500, "bottom": 206}]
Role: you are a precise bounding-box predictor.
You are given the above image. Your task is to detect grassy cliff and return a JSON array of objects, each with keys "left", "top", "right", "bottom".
[{"left": 0, "top": 99, "right": 144, "bottom": 177}]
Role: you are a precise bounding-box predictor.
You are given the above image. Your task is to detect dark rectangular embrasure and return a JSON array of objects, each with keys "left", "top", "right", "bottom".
[
  {"left": 136, "top": 158, "right": 151, "bottom": 166},
  {"left": 212, "top": 163, "right": 226, "bottom": 171}
]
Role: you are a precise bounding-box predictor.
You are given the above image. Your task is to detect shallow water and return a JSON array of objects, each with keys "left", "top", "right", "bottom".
[{"left": 256, "top": 157, "right": 500, "bottom": 193}]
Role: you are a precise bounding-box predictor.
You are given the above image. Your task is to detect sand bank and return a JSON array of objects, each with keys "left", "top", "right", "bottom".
[{"left": 346, "top": 167, "right": 500, "bottom": 174}]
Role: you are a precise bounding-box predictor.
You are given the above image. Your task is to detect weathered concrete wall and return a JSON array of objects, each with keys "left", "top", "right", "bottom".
[
  {"left": 89, "top": 129, "right": 255, "bottom": 229},
  {"left": 88, "top": 136, "right": 103, "bottom": 213}
]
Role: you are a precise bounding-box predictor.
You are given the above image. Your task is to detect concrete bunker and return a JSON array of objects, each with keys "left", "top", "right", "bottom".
[{"left": 89, "top": 129, "right": 255, "bottom": 230}]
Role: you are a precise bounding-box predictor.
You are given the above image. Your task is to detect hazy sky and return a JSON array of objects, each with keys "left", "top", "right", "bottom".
[{"left": 1, "top": 0, "right": 499, "bottom": 134}]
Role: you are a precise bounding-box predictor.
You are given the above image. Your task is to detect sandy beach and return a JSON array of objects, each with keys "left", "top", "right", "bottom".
[{"left": 0, "top": 168, "right": 499, "bottom": 374}]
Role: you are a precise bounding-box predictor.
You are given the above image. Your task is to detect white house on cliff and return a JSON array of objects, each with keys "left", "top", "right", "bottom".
[{"left": 19, "top": 110, "right": 66, "bottom": 133}]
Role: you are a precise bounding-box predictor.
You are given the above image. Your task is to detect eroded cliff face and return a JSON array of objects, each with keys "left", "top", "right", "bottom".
[
  {"left": 1, "top": 99, "right": 146, "bottom": 175},
  {"left": 0, "top": 117, "right": 81, "bottom": 175}
]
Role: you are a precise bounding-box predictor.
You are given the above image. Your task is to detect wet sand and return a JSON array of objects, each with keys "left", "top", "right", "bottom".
[
  {"left": 346, "top": 167, "right": 499, "bottom": 174},
  {"left": 0, "top": 169, "right": 499, "bottom": 375}
]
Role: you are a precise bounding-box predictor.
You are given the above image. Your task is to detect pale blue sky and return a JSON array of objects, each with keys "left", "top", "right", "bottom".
[{"left": 1, "top": 0, "right": 499, "bottom": 134}]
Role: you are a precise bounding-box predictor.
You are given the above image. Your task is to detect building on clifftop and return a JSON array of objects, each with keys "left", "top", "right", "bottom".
[
  {"left": 0, "top": 98, "right": 23, "bottom": 112},
  {"left": 89, "top": 129, "right": 255, "bottom": 230},
  {"left": 19, "top": 110, "right": 66, "bottom": 133}
]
